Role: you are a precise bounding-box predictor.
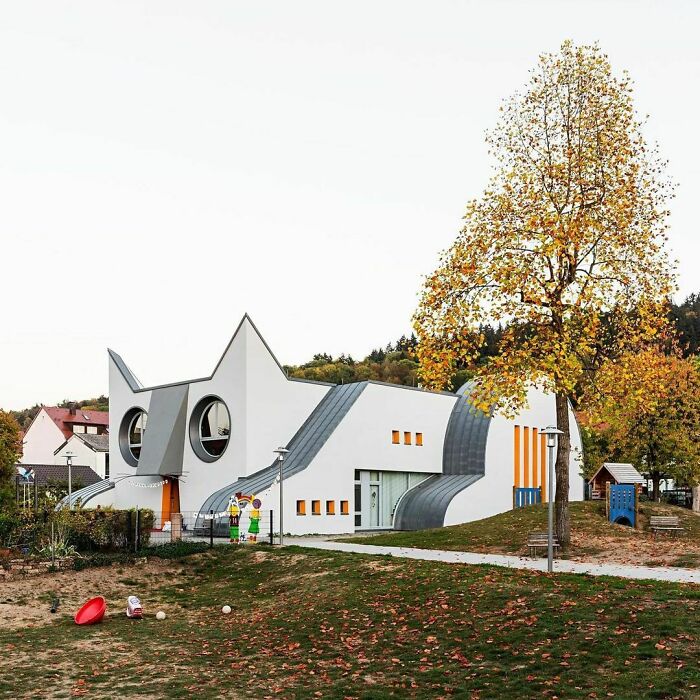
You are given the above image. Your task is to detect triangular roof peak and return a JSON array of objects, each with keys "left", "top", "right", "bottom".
[{"left": 109, "top": 314, "right": 335, "bottom": 394}]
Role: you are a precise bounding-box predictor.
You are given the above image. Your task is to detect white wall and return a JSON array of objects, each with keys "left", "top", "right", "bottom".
[
  {"left": 444, "top": 388, "right": 584, "bottom": 526},
  {"left": 20, "top": 408, "right": 66, "bottom": 464},
  {"left": 279, "top": 382, "right": 457, "bottom": 535}
]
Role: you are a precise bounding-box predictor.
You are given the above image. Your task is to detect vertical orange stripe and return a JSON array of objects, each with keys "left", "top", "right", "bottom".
[
  {"left": 514, "top": 426, "right": 521, "bottom": 487},
  {"left": 540, "top": 434, "right": 547, "bottom": 503},
  {"left": 532, "top": 428, "right": 539, "bottom": 488},
  {"left": 161, "top": 478, "right": 171, "bottom": 523},
  {"left": 523, "top": 427, "right": 530, "bottom": 488}
]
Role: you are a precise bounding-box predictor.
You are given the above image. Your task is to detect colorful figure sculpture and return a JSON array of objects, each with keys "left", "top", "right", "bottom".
[
  {"left": 248, "top": 497, "right": 262, "bottom": 542},
  {"left": 228, "top": 496, "right": 240, "bottom": 543}
]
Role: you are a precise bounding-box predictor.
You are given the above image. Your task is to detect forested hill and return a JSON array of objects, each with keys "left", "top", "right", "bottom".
[{"left": 8, "top": 294, "right": 699, "bottom": 425}]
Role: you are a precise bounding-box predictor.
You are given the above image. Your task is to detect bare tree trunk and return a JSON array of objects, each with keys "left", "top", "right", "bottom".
[
  {"left": 555, "top": 392, "right": 571, "bottom": 546},
  {"left": 692, "top": 485, "right": 700, "bottom": 513},
  {"left": 652, "top": 473, "right": 661, "bottom": 502}
]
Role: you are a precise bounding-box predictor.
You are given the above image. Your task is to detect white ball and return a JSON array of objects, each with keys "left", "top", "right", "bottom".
[
  {"left": 221, "top": 605, "right": 232, "bottom": 615},
  {"left": 156, "top": 611, "right": 166, "bottom": 620}
]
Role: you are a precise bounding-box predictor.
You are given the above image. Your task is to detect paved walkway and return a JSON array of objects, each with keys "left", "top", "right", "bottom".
[{"left": 289, "top": 539, "right": 700, "bottom": 584}]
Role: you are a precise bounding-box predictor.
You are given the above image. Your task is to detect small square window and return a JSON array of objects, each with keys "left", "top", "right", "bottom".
[
  {"left": 312, "top": 500, "right": 321, "bottom": 515},
  {"left": 326, "top": 500, "right": 335, "bottom": 515},
  {"left": 340, "top": 500, "right": 349, "bottom": 515},
  {"left": 296, "top": 500, "right": 306, "bottom": 516},
  {"left": 392, "top": 430, "right": 400, "bottom": 444},
  {"left": 404, "top": 431, "right": 412, "bottom": 445},
  {"left": 416, "top": 432, "right": 423, "bottom": 446}
]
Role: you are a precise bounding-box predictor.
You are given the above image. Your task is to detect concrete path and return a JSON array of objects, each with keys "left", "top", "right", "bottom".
[{"left": 289, "top": 539, "right": 700, "bottom": 584}]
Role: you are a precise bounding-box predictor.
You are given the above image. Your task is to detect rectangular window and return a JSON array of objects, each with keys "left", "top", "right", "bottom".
[
  {"left": 392, "top": 430, "right": 400, "bottom": 444},
  {"left": 296, "top": 500, "right": 306, "bottom": 516},
  {"left": 105, "top": 454, "right": 110, "bottom": 479},
  {"left": 355, "top": 514, "right": 362, "bottom": 527},
  {"left": 87, "top": 426, "right": 98, "bottom": 435},
  {"left": 354, "top": 469, "right": 361, "bottom": 481},
  {"left": 416, "top": 432, "right": 423, "bottom": 446},
  {"left": 73, "top": 424, "right": 85, "bottom": 433},
  {"left": 326, "top": 500, "right": 335, "bottom": 515},
  {"left": 340, "top": 500, "right": 349, "bottom": 515},
  {"left": 404, "top": 431, "right": 412, "bottom": 445},
  {"left": 312, "top": 500, "right": 321, "bottom": 515}
]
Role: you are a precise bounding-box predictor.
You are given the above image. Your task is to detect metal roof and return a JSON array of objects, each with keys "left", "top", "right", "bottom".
[
  {"left": 589, "top": 462, "right": 645, "bottom": 485},
  {"left": 393, "top": 382, "right": 490, "bottom": 530}
]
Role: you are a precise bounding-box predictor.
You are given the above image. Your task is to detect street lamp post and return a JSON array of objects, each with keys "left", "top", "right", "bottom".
[
  {"left": 274, "top": 447, "right": 289, "bottom": 546},
  {"left": 540, "top": 426, "right": 563, "bottom": 573},
  {"left": 65, "top": 451, "right": 74, "bottom": 510}
]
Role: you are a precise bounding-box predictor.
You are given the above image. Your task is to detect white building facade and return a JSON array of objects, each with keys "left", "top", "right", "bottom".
[{"left": 65, "top": 316, "right": 584, "bottom": 534}]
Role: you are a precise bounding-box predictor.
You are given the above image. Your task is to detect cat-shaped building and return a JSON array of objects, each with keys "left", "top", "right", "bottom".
[{"left": 62, "top": 315, "right": 584, "bottom": 533}]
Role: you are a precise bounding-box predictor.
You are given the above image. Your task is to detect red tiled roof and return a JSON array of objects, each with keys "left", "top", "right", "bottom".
[{"left": 43, "top": 406, "right": 109, "bottom": 439}]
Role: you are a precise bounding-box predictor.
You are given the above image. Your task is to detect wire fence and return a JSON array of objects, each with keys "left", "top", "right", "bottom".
[{"left": 147, "top": 510, "right": 277, "bottom": 547}]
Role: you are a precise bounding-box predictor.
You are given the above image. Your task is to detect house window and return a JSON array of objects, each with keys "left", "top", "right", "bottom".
[
  {"left": 87, "top": 426, "right": 98, "bottom": 435},
  {"left": 312, "top": 500, "right": 321, "bottom": 515},
  {"left": 404, "top": 431, "right": 412, "bottom": 445},
  {"left": 326, "top": 500, "right": 335, "bottom": 515},
  {"left": 296, "top": 500, "right": 306, "bottom": 516},
  {"left": 392, "top": 430, "right": 400, "bottom": 444},
  {"left": 73, "top": 425, "right": 85, "bottom": 434},
  {"left": 189, "top": 396, "right": 231, "bottom": 462},
  {"left": 340, "top": 500, "right": 349, "bottom": 515},
  {"left": 105, "top": 454, "right": 110, "bottom": 479},
  {"left": 416, "top": 432, "right": 423, "bottom": 446}
]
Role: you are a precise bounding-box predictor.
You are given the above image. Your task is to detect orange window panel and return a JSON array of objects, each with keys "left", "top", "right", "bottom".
[
  {"left": 340, "top": 500, "right": 349, "bottom": 515},
  {"left": 532, "top": 427, "right": 539, "bottom": 488},
  {"left": 416, "top": 432, "right": 423, "bottom": 446},
  {"left": 296, "top": 500, "right": 306, "bottom": 516},
  {"left": 514, "top": 426, "right": 521, "bottom": 488},
  {"left": 523, "top": 427, "right": 530, "bottom": 488},
  {"left": 540, "top": 433, "right": 547, "bottom": 503},
  {"left": 404, "top": 431, "right": 412, "bottom": 445},
  {"left": 326, "top": 500, "right": 335, "bottom": 515},
  {"left": 392, "top": 430, "right": 400, "bottom": 444},
  {"left": 312, "top": 500, "right": 321, "bottom": 515}
]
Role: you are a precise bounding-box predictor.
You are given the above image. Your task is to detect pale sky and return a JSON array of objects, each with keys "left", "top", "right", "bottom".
[{"left": 1, "top": 0, "right": 698, "bottom": 410}]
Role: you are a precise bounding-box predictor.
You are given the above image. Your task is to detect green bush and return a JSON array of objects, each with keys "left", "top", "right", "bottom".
[{"left": 141, "top": 541, "right": 209, "bottom": 559}]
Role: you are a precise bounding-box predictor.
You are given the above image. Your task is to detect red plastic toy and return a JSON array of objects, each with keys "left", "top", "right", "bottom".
[{"left": 74, "top": 596, "right": 106, "bottom": 625}]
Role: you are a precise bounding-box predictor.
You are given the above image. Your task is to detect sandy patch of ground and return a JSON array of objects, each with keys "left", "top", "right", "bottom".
[{"left": 0, "top": 558, "right": 186, "bottom": 631}]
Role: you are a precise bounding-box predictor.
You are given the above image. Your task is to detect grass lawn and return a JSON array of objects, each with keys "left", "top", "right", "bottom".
[
  {"left": 1, "top": 545, "right": 700, "bottom": 698},
  {"left": 346, "top": 501, "right": 700, "bottom": 567}
]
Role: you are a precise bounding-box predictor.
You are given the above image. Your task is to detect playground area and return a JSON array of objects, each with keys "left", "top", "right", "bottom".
[{"left": 1, "top": 544, "right": 699, "bottom": 698}]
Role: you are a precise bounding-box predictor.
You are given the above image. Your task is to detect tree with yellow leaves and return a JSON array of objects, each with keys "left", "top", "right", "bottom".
[
  {"left": 414, "top": 42, "right": 675, "bottom": 544},
  {"left": 584, "top": 348, "right": 700, "bottom": 505}
]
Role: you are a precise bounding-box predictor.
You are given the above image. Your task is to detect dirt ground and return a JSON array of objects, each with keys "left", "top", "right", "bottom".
[{"left": 0, "top": 559, "right": 186, "bottom": 631}]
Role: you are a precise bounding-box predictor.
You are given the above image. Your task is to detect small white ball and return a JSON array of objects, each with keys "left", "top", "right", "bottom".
[
  {"left": 156, "top": 611, "right": 166, "bottom": 620},
  {"left": 221, "top": 605, "right": 232, "bottom": 615}
]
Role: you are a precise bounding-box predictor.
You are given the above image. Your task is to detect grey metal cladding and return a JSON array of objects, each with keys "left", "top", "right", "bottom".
[
  {"left": 55, "top": 479, "right": 115, "bottom": 510},
  {"left": 136, "top": 384, "right": 189, "bottom": 477},
  {"left": 196, "top": 382, "right": 368, "bottom": 530},
  {"left": 393, "top": 382, "right": 491, "bottom": 530},
  {"left": 108, "top": 349, "right": 143, "bottom": 391}
]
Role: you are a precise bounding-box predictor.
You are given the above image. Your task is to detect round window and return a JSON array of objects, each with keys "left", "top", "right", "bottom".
[
  {"left": 119, "top": 407, "right": 148, "bottom": 467},
  {"left": 189, "top": 397, "right": 230, "bottom": 462}
]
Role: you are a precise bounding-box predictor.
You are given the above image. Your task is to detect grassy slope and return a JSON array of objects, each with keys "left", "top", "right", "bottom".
[
  {"left": 346, "top": 501, "right": 700, "bottom": 560},
  {"left": 1, "top": 545, "right": 700, "bottom": 698}
]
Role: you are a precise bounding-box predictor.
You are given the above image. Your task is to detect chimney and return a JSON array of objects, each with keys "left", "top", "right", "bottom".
[{"left": 69, "top": 403, "right": 77, "bottom": 415}]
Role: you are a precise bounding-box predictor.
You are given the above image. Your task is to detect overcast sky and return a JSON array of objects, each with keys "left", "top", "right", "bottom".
[{"left": 1, "top": 0, "right": 698, "bottom": 410}]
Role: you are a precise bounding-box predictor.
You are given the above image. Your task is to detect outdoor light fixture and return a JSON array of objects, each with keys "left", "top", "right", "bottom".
[
  {"left": 540, "top": 426, "right": 564, "bottom": 573},
  {"left": 65, "top": 450, "right": 75, "bottom": 510},
  {"left": 274, "top": 447, "right": 290, "bottom": 546}
]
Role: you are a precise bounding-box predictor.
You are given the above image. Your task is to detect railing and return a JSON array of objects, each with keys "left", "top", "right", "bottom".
[{"left": 146, "top": 510, "right": 277, "bottom": 547}]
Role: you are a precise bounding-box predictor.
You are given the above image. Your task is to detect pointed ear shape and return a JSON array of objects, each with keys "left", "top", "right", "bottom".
[{"left": 108, "top": 349, "right": 142, "bottom": 392}]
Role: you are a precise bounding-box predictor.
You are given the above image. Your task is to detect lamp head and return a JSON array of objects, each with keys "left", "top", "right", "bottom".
[
  {"left": 540, "top": 426, "right": 564, "bottom": 448},
  {"left": 274, "top": 447, "right": 290, "bottom": 461}
]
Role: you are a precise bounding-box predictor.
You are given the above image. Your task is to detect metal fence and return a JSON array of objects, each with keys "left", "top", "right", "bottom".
[{"left": 145, "top": 510, "right": 277, "bottom": 547}]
